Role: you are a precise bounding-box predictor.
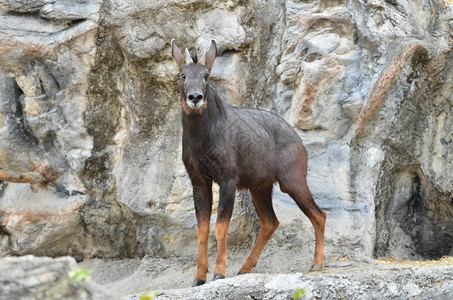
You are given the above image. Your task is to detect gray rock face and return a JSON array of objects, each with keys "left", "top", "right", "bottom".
[
  {"left": 0, "top": 0, "right": 452, "bottom": 272},
  {"left": 0, "top": 0, "right": 138, "bottom": 259}
]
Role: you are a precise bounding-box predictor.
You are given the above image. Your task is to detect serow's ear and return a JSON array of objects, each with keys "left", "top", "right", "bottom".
[
  {"left": 199, "top": 40, "right": 217, "bottom": 72},
  {"left": 171, "top": 39, "right": 186, "bottom": 71}
]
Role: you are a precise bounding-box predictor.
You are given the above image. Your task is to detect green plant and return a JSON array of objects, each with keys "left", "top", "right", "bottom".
[
  {"left": 139, "top": 290, "right": 158, "bottom": 300},
  {"left": 294, "top": 287, "right": 306, "bottom": 300},
  {"left": 68, "top": 268, "right": 92, "bottom": 283},
  {"left": 68, "top": 268, "right": 92, "bottom": 300}
]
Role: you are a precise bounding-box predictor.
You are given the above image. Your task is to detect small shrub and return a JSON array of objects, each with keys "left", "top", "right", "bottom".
[
  {"left": 68, "top": 268, "right": 92, "bottom": 300},
  {"left": 294, "top": 288, "right": 306, "bottom": 300},
  {"left": 140, "top": 290, "right": 158, "bottom": 300},
  {"left": 68, "top": 268, "right": 92, "bottom": 283}
]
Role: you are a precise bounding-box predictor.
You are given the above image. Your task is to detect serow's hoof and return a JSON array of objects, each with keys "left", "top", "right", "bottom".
[
  {"left": 192, "top": 279, "right": 206, "bottom": 287},
  {"left": 310, "top": 265, "right": 324, "bottom": 272},
  {"left": 237, "top": 270, "right": 249, "bottom": 275},
  {"left": 213, "top": 274, "right": 225, "bottom": 281}
]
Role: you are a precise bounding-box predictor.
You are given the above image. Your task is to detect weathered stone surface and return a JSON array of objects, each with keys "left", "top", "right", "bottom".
[
  {"left": 122, "top": 260, "right": 453, "bottom": 300},
  {"left": 0, "top": 0, "right": 138, "bottom": 259},
  {"left": 370, "top": 46, "right": 453, "bottom": 259},
  {"left": 4, "top": 256, "right": 452, "bottom": 300},
  {"left": 0, "top": 255, "right": 116, "bottom": 300},
  {"left": 0, "top": 0, "right": 452, "bottom": 280}
]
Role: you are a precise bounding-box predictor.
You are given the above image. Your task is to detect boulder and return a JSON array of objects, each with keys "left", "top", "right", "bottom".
[{"left": 0, "top": 255, "right": 116, "bottom": 300}]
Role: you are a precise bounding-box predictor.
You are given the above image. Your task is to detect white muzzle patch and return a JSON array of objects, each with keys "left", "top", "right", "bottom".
[{"left": 187, "top": 99, "right": 204, "bottom": 109}]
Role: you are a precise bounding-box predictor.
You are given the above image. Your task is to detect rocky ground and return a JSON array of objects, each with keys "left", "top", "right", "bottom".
[
  {"left": 82, "top": 256, "right": 453, "bottom": 299},
  {"left": 2, "top": 255, "right": 452, "bottom": 300},
  {"left": 145, "top": 260, "right": 453, "bottom": 300}
]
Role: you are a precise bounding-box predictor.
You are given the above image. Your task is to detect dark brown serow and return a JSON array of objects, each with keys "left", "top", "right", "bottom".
[{"left": 171, "top": 40, "right": 326, "bottom": 287}]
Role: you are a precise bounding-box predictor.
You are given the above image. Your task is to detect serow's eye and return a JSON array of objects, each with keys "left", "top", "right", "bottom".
[
  {"left": 181, "top": 74, "right": 186, "bottom": 80},
  {"left": 204, "top": 74, "right": 209, "bottom": 79}
]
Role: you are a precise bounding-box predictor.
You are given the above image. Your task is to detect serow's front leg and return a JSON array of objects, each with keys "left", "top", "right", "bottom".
[
  {"left": 192, "top": 181, "right": 213, "bottom": 287},
  {"left": 213, "top": 179, "right": 236, "bottom": 280}
]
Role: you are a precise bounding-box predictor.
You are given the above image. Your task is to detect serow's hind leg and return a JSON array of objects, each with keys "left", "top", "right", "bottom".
[
  {"left": 239, "top": 185, "right": 279, "bottom": 274},
  {"left": 288, "top": 182, "right": 326, "bottom": 271},
  {"left": 279, "top": 167, "right": 326, "bottom": 271}
]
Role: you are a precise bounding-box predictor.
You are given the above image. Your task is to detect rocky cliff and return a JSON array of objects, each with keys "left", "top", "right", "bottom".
[{"left": 0, "top": 0, "right": 452, "bottom": 276}]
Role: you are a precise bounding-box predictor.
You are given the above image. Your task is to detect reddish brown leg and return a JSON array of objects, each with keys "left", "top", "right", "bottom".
[
  {"left": 191, "top": 181, "right": 213, "bottom": 287},
  {"left": 239, "top": 185, "right": 279, "bottom": 274},
  {"left": 213, "top": 179, "right": 236, "bottom": 280},
  {"left": 194, "top": 217, "right": 210, "bottom": 284},
  {"left": 213, "top": 220, "right": 230, "bottom": 278},
  {"left": 277, "top": 145, "right": 326, "bottom": 271},
  {"left": 285, "top": 183, "right": 326, "bottom": 270}
]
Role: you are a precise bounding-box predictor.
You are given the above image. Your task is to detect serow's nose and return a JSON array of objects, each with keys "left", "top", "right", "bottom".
[{"left": 188, "top": 92, "right": 203, "bottom": 105}]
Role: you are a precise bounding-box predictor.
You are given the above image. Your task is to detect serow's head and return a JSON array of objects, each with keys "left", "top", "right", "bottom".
[{"left": 171, "top": 39, "right": 217, "bottom": 115}]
